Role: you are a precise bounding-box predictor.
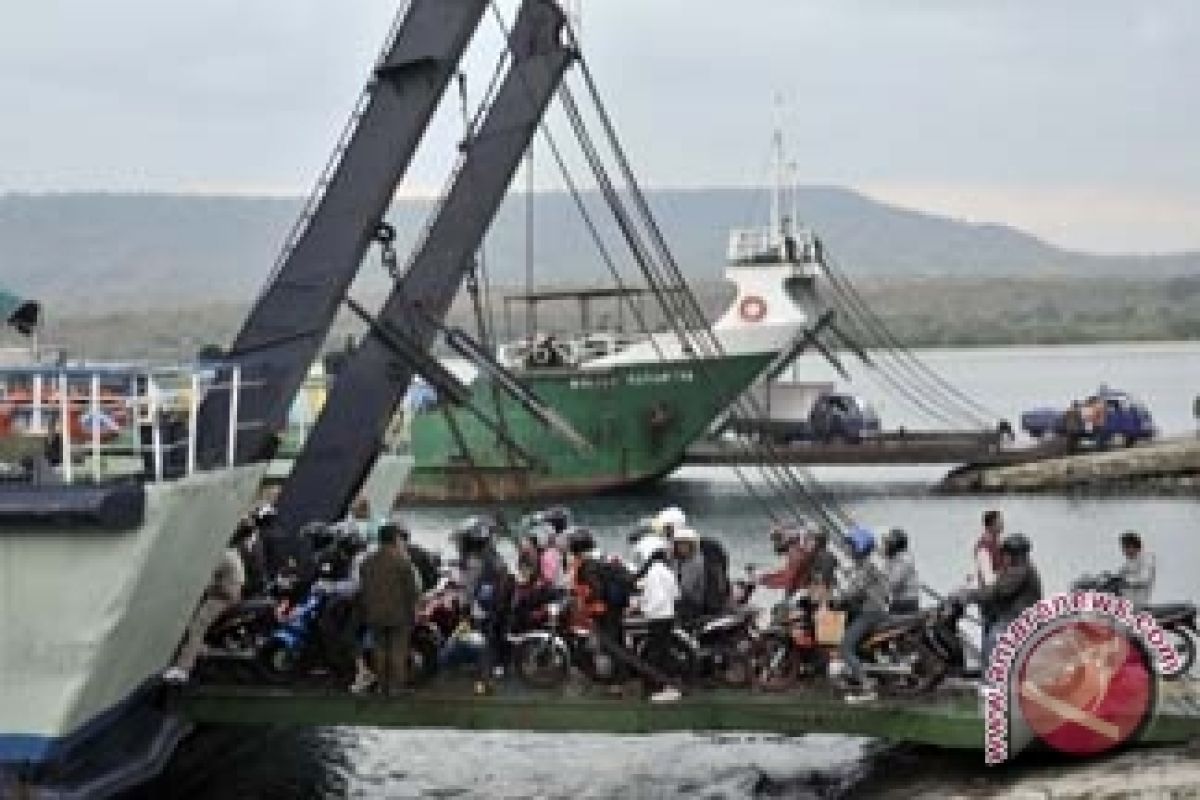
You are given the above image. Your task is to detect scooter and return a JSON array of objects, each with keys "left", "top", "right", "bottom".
[{"left": 1072, "top": 573, "right": 1197, "bottom": 678}]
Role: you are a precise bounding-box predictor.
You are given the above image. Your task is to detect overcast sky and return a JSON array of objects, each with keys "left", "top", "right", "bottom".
[{"left": 0, "top": 0, "right": 1196, "bottom": 253}]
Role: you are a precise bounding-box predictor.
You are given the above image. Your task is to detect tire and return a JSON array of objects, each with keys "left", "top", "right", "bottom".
[
  {"left": 633, "top": 632, "right": 696, "bottom": 685},
  {"left": 1163, "top": 628, "right": 1196, "bottom": 680},
  {"left": 715, "top": 646, "right": 754, "bottom": 688},
  {"left": 667, "top": 632, "right": 698, "bottom": 683},
  {"left": 256, "top": 639, "right": 298, "bottom": 684},
  {"left": 514, "top": 637, "right": 571, "bottom": 689},
  {"left": 872, "top": 637, "right": 947, "bottom": 698},
  {"left": 409, "top": 630, "right": 440, "bottom": 686},
  {"left": 751, "top": 635, "right": 801, "bottom": 691}
]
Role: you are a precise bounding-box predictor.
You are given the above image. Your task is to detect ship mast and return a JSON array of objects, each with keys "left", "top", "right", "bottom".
[{"left": 772, "top": 93, "right": 790, "bottom": 244}]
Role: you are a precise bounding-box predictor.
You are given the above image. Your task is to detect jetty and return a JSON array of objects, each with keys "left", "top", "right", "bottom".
[
  {"left": 942, "top": 436, "right": 1200, "bottom": 493},
  {"left": 178, "top": 678, "right": 1200, "bottom": 752},
  {"left": 686, "top": 430, "right": 1057, "bottom": 468}
]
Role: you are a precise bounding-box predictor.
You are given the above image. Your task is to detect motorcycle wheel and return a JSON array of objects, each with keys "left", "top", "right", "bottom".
[
  {"left": 1163, "top": 628, "right": 1195, "bottom": 680},
  {"left": 631, "top": 634, "right": 696, "bottom": 686},
  {"left": 875, "top": 638, "right": 946, "bottom": 697},
  {"left": 409, "top": 632, "right": 440, "bottom": 686},
  {"left": 751, "top": 636, "right": 801, "bottom": 691},
  {"left": 256, "top": 639, "right": 298, "bottom": 684},
  {"left": 514, "top": 637, "right": 571, "bottom": 689},
  {"left": 716, "top": 646, "right": 754, "bottom": 688}
]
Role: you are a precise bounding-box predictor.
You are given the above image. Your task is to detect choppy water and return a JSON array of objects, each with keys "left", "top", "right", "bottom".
[{"left": 133, "top": 342, "right": 1200, "bottom": 799}]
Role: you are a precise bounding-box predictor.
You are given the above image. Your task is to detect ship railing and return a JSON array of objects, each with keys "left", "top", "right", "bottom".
[{"left": 0, "top": 364, "right": 265, "bottom": 484}]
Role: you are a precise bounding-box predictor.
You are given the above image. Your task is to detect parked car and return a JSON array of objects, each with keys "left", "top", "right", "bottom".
[{"left": 1021, "top": 386, "right": 1155, "bottom": 446}]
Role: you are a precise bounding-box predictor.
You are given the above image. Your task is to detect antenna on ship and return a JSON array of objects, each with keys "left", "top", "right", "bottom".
[{"left": 769, "top": 93, "right": 785, "bottom": 244}]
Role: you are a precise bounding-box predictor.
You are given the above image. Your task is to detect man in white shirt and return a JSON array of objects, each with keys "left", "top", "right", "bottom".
[{"left": 636, "top": 536, "right": 682, "bottom": 703}]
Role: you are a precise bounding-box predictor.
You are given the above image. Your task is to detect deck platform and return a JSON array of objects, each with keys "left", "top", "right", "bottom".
[{"left": 178, "top": 679, "right": 1200, "bottom": 752}]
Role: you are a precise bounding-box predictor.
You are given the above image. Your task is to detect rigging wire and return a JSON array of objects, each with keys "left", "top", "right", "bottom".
[
  {"left": 821, "top": 253, "right": 1002, "bottom": 425},
  {"left": 554, "top": 54, "right": 855, "bottom": 532}
]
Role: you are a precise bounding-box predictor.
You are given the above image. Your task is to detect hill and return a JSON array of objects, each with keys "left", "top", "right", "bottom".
[{"left": 3, "top": 188, "right": 1198, "bottom": 314}]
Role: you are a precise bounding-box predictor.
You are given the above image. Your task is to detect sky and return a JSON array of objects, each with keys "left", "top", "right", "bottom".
[{"left": 0, "top": 0, "right": 1197, "bottom": 254}]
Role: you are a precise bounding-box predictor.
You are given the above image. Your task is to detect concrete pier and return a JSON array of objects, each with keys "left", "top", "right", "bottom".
[{"left": 942, "top": 437, "right": 1200, "bottom": 493}]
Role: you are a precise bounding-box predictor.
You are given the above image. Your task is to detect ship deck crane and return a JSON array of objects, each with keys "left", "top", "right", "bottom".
[
  {"left": 195, "top": 0, "right": 490, "bottom": 472},
  {"left": 272, "top": 0, "right": 574, "bottom": 542}
]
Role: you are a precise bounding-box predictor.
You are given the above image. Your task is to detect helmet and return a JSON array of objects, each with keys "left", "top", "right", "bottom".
[
  {"left": 252, "top": 503, "right": 277, "bottom": 527},
  {"left": 567, "top": 527, "right": 597, "bottom": 556},
  {"left": 653, "top": 506, "right": 687, "bottom": 534},
  {"left": 634, "top": 535, "right": 668, "bottom": 567},
  {"left": 846, "top": 526, "right": 876, "bottom": 559},
  {"left": 672, "top": 527, "right": 699, "bottom": 544},
  {"left": 770, "top": 524, "right": 805, "bottom": 554},
  {"left": 1000, "top": 533, "right": 1031, "bottom": 558},
  {"left": 300, "top": 521, "right": 335, "bottom": 552},
  {"left": 541, "top": 506, "right": 572, "bottom": 534},
  {"left": 883, "top": 528, "right": 908, "bottom": 557},
  {"left": 809, "top": 527, "right": 830, "bottom": 550}
]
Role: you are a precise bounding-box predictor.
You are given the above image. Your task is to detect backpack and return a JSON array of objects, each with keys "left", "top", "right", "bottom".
[
  {"left": 699, "top": 538, "right": 730, "bottom": 614},
  {"left": 582, "top": 558, "right": 635, "bottom": 612},
  {"left": 408, "top": 544, "right": 440, "bottom": 594}
]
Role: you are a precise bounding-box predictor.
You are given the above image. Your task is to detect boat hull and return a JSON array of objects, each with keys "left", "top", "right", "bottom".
[
  {"left": 402, "top": 354, "right": 771, "bottom": 504},
  {"left": 0, "top": 464, "right": 267, "bottom": 784}
]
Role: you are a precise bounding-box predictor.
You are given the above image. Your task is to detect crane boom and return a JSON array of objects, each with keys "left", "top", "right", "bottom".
[
  {"left": 196, "top": 0, "right": 489, "bottom": 469},
  {"left": 273, "top": 0, "right": 572, "bottom": 539}
]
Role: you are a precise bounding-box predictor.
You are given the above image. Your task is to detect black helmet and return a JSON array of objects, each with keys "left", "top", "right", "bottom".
[
  {"left": 883, "top": 528, "right": 908, "bottom": 557},
  {"left": 567, "top": 527, "right": 596, "bottom": 556},
  {"left": 541, "top": 506, "right": 572, "bottom": 534},
  {"left": 1000, "top": 533, "right": 1031, "bottom": 558},
  {"left": 454, "top": 515, "right": 495, "bottom": 544},
  {"left": 810, "top": 528, "right": 830, "bottom": 549},
  {"left": 300, "top": 521, "right": 335, "bottom": 552}
]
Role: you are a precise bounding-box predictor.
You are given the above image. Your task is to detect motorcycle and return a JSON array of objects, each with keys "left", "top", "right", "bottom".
[
  {"left": 205, "top": 575, "right": 297, "bottom": 655},
  {"left": 751, "top": 593, "right": 828, "bottom": 690},
  {"left": 753, "top": 593, "right": 965, "bottom": 696},
  {"left": 853, "top": 595, "right": 966, "bottom": 696},
  {"left": 675, "top": 578, "right": 759, "bottom": 688},
  {"left": 510, "top": 598, "right": 697, "bottom": 689},
  {"left": 1072, "top": 572, "right": 1197, "bottom": 678},
  {"left": 257, "top": 585, "right": 441, "bottom": 687}
]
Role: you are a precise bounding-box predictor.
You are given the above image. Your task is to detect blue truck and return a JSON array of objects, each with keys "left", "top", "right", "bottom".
[{"left": 1021, "top": 386, "right": 1155, "bottom": 446}]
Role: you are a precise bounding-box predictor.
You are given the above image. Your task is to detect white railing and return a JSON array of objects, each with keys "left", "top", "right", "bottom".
[{"left": 0, "top": 364, "right": 262, "bottom": 484}]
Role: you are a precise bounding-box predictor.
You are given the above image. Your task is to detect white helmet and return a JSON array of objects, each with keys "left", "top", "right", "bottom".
[
  {"left": 653, "top": 506, "right": 687, "bottom": 534},
  {"left": 673, "top": 526, "right": 699, "bottom": 544},
  {"left": 634, "top": 535, "right": 669, "bottom": 567}
]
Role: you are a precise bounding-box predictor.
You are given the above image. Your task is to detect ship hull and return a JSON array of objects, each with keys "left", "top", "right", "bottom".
[
  {"left": 402, "top": 353, "right": 771, "bottom": 504},
  {"left": 0, "top": 464, "right": 267, "bottom": 794}
]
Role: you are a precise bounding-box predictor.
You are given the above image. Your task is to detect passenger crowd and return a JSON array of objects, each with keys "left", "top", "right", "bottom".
[{"left": 165, "top": 500, "right": 1159, "bottom": 705}]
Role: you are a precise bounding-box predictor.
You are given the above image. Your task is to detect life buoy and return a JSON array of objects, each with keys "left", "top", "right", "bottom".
[{"left": 738, "top": 295, "right": 767, "bottom": 324}]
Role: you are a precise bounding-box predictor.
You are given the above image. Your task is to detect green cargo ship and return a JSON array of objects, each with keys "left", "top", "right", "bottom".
[{"left": 401, "top": 351, "right": 772, "bottom": 503}]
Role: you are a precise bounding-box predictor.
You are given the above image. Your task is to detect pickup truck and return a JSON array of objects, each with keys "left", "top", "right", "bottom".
[{"left": 1021, "top": 387, "right": 1155, "bottom": 446}]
